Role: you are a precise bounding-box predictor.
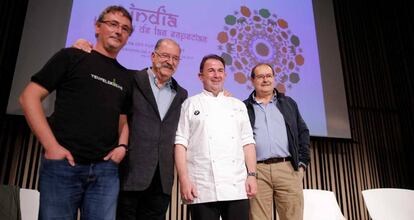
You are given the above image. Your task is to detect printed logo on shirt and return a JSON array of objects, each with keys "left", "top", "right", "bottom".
[
  {"left": 90, "top": 74, "right": 123, "bottom": 91},
  {"left": 194, "top": 110, "right": 200, "bottom": 115}
]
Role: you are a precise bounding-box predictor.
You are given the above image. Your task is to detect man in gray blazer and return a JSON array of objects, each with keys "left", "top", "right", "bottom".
[
  {"left": 117, "top": 38, "right": 188, "bottom": 220},
  {"left": 72, "top": 37, "right": 187, "bottom": 219}
]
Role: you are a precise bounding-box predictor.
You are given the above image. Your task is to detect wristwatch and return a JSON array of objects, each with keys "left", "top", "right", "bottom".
[{"left": 247, "top": 171, "right": 257, "bottom": 177}]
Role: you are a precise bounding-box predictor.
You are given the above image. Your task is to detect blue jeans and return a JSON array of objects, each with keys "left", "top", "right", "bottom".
[{"left": 38, "top": 157, "right": 119, "bottom": 220}]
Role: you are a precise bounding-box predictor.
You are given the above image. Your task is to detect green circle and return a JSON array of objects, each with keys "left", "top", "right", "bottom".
[
  {"left": 225, "top": 15, "right": 237, "bottom": 25},
  {"left": 259, "top": 9, "right": 271, "bottom": 18}
]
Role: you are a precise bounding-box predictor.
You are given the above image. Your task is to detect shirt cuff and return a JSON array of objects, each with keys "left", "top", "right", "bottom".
[
  {"left": 174, "top": 135, "right": 189, "bottom": 147},
  {"left": 299, "top": 162, "right": 307, "bottom": 169}
]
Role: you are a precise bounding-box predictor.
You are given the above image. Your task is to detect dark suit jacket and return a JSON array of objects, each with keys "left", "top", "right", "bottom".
[{"left": 120, "top": 68, "right": 188, "bottom": 194}]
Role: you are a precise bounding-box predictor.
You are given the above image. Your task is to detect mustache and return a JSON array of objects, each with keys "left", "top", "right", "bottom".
[{"left": 160, "top": 63, "right": 174, "bottom": 70}]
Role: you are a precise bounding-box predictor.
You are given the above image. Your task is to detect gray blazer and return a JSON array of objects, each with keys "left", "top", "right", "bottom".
[{"left": 120, "top": 69, "right": 188, "bottom": 194}]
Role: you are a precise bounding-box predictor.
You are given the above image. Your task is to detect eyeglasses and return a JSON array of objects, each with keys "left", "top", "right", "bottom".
[
  {"left": 254, "top": 74, "right": 274, "bottom": 80},
  {"left": 154, "top": 51, "right": 180, "bottom": 63},
  {"left": 100, "top": 20, "right": 132, "bottom": 35}
]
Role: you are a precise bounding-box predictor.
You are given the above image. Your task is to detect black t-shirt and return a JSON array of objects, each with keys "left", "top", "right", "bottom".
[{"left": 31, "top": 48, "right": 133, "bottom": 164}]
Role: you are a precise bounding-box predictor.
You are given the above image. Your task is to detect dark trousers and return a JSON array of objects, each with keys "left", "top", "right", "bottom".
[
  {"left": 116, "top": 169, "right": 170, "bottom": 220},
  {"left": 188, "top": 199, "right": 250, "bottom": 220}
]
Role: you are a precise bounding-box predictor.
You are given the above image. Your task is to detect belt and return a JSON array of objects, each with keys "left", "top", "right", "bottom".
[{"left": 257, "top": 157, "right": 292, "bottom": 164}]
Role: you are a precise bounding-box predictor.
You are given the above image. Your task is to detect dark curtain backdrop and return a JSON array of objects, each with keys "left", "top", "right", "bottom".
[
  {"left": 1, "top": 0, "right": 413, "bottom": 219},
  {"left": 0, "top": 0, "right": 28, "bottom": 127}
]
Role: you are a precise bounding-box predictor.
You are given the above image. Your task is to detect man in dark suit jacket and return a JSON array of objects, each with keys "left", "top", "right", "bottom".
[{"left": 117, "top": 38, "right": 188, "bottom": 220}]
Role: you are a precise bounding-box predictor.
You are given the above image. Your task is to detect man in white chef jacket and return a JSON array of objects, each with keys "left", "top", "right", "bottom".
[{"left": 174, "top": 54, "right": 257, "bottom": 220}]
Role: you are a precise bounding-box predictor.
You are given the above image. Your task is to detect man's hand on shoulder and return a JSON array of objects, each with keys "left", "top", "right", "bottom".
[{"left": 72, "top": 38, "right": 93, "bottom": 53}]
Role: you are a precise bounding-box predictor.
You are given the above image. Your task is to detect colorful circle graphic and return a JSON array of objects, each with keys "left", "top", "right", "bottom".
[{"left": 217, "top": 6, "right": 305, "bottom": 90}]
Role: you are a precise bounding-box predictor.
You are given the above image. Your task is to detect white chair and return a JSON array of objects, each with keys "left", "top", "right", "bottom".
[
  {"left": 362, "top": 188, "right": 414, "bottom": 220},
  {"left": 303, "top": 189, "right": 346, "bottom": 220},
  {"left": 19, "top": 188, "right": 40, "bottom": 220}
]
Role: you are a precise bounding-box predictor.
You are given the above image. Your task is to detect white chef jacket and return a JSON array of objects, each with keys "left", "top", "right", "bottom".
[{"left": 175, "top": 90, "right": 255, "bottom": 204}]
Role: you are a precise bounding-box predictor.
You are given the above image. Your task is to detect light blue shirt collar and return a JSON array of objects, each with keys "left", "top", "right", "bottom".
[{"left": 148, "top": 68, "right": 174, "bottom": 90}]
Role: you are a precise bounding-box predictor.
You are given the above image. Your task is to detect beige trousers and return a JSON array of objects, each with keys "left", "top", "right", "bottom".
[{"left": 249, "top": 161, "right": 304, "bottom": 220}]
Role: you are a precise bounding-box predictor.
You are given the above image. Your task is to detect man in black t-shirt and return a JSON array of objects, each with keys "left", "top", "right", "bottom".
[{"left": 19, "top": 5, "right": 133, "bottom": 220}]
